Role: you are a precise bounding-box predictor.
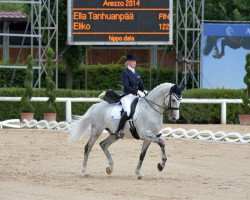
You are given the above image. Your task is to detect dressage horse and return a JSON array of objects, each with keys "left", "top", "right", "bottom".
[{"left": 68, "top": 83, "right": 185, "bottom": 178}]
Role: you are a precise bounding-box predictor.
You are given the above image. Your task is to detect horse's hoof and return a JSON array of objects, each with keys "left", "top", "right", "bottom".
[
  {"left": 157, "top": 163, "right": 164, "bottom": 171},
  {"left": 82, "top": 169, "right": 89, "bottom": 176},
  {"left": 81, "top": 172, "right": 89, "bottom": 177},
  {"left": 106, "top": 167, "right": 112, "bottom": 175},
  {"left": 136, "top": 171, "right": 143, "bottom": 179}
]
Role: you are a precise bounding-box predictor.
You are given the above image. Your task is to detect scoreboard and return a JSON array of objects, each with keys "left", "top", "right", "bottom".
[{"left": 67, "top": 0, "right": 173, "bottom": 45}]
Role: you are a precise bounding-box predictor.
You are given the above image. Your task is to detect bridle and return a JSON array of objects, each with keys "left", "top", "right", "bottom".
[{"left": 143, "top": 91, "right": 181, "bottom": 115}]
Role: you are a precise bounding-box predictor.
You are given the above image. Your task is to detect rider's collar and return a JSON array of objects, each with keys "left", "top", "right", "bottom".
[{"left": 128, "top": 66, "right": 135, "bottom": 74}]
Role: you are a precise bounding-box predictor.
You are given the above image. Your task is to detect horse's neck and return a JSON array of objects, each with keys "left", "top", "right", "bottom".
[
  {"left": 147, "top": 84, "right": 171, "bottom": 106},
  {"left": 147, "top": 92, "right": 165, "bottom": 106}
]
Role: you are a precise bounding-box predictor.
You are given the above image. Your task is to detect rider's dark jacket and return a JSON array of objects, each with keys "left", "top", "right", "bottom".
[{"left": 121, "top": 68, "right": 145, "bottom": 95}]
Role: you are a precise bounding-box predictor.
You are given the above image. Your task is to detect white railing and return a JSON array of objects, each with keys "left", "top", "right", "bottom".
[
  {"left": 0, "top": 97, "right": 243, "bottom": 124},
  {"left": 182, "top": 99, "right": 242, "bottom": 124},
  {"left": 0, "top": 97, "right": 101, "bottom": 123}
]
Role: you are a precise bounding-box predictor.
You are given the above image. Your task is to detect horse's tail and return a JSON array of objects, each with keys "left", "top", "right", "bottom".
[{"left": 67, "top": 106, "right": 93, "bottom": 143}]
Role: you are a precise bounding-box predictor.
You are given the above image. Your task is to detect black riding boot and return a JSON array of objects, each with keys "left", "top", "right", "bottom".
[{"left": 114, "top": 112, "right": 128, "bottom": 138}]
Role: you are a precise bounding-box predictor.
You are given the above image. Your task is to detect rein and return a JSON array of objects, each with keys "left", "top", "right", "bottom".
[{"left": 143, "top": 92, "right": 181, "bottom": 115}]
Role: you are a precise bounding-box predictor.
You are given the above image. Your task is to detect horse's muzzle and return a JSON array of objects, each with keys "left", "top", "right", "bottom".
[{"left": 169, "top": 111, "right": 179, "bottom": 122}]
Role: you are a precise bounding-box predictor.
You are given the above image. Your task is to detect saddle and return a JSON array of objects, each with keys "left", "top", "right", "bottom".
[
  {"left": 104, "top": 89, "right": 140, "bottom": 140},
  {"left": 104, "top": 89, "right": 122, "bottom": 104}
]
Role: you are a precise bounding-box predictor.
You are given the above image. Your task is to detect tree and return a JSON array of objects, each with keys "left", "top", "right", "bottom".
[
  {"left": 19, "top": 55, "right": 34, "bottom": 113},
  {"left": 205, "top": 0, "right": 250, "bottom": 21},
  {"left": 58, "top": 0, "right": 85, "bottom": 89},
  {"left": 44, "top": 48, "right": 56, "bottom": 113},
  {"left": 241, "top": 54, "right": 250, "bottom": 114},
  {"left": 0, "top": 3, "right": 27, "bottom": 12},
  {"left": 63, "top": 46, "right": 85, "bottom": 89}
]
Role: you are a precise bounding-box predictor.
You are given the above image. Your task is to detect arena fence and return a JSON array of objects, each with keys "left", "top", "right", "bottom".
[{"left": 0, "top": 97, "right": 242, "bottom": 124}]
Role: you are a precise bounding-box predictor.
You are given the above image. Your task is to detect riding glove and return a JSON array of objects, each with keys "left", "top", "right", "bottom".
[
  {"left": 137, "top": 90, "right": 145, "bottom": 97},
  {"left": 143, "top": 90, "right": 148, "bottom": 95}
]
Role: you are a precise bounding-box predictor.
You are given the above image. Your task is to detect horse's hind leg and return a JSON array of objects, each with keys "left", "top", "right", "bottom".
[
  {"left": 82, "top": 129, "right": 101, "bottom": 175},
  {"left": 99, "top": 134, "right": 118, "bottom": 175},
  {"left": 135, "top": 140, "right": 151, "bottom": 179}
]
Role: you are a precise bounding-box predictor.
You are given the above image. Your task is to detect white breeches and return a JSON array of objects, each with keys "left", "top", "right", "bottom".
[{"left": 120, "top": 94, "right": 137, "bottom": 116}]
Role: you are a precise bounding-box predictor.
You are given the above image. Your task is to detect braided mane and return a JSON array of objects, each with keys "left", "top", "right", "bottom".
[{"left": 148, "top": 83, "right": 173, "bottom": 96}]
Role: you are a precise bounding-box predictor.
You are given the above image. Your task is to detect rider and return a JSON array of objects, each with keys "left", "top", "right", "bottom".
[{"left": 114, "top": 54, "right": 148, "bottom": 138}]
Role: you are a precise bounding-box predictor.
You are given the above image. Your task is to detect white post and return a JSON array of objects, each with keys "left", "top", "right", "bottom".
[
  {"left": 66, "top": 99, "right": 72, "bottom": 123},
  {"left": 221, "top": 101, "right": 227, "bottom": 125}
]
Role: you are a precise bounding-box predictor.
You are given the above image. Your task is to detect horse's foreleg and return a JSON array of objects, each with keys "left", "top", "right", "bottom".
[
  {"left": 82, "top": 133, "right": 101, "bottom": 175},
  {"left": 135, "top": 140, "right": 151, "bottom": 179},
  {"left": 156, "top": 137, "right": 167, "bottom": 171},
  {"left": 99, "top": 135, "right": 118, "bottom": 175},
  {"left": 147, "top": 134, "right": 167, "bottom": 171}
]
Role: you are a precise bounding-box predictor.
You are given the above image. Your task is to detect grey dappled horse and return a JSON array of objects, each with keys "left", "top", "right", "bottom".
[{"left": 68, "top": 83, "right": 185, "bottom": 178}]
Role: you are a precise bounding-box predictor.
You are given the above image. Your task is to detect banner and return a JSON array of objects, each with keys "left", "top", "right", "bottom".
[{"left": 201, "top": 23, "right": 250, "bottom": 89}]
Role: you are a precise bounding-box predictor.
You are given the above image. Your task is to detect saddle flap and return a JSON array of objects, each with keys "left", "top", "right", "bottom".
[{"left": 129, "top": 120, "right": 140, "bottom": 140}]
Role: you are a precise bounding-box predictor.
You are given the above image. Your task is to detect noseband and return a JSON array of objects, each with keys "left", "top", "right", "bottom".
[{"left": 143, "top": 90, "right": 181, "bottom": 115}]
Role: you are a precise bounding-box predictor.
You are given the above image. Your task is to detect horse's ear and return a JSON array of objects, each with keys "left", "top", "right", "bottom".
[{"left": 180, "top": 84, "right": 187, "bottom": 91}]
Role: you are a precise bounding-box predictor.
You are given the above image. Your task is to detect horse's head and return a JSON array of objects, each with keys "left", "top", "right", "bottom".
[{"left": 165, "top": 84, "right": 186, "bottom": 122}]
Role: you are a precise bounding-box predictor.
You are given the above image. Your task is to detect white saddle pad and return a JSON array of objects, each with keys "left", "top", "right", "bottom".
[
  {"left": 110, "top": 100, "right": 141, "bottom": 121},
  {"left": 110, "top": 105, "right": 122, "bottom": 120}
]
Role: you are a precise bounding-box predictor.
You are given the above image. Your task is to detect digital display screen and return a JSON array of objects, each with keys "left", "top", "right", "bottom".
[{"left": 67, "top": 0, "right": 173, "bottom": 45}]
